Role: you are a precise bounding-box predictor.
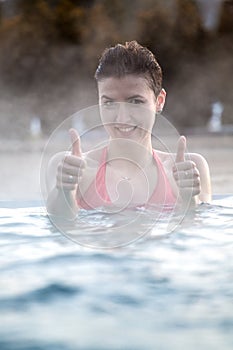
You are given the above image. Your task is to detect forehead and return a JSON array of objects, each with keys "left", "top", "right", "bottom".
[{"left": 97, "top": 75, "right": 153, "bottom": 97}]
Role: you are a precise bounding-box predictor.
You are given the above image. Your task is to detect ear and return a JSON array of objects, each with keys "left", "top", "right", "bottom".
[{"left": 156, "top": 88, "right": 166, "bottom": 113}]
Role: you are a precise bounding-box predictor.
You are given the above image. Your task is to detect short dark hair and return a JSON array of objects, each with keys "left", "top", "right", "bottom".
[{"left": 95, "top": 41, "right": 162, "bottom": 97}]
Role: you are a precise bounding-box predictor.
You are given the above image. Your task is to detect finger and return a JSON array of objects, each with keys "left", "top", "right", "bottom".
[
  {"left": 176, "top": 177, "right": 201, "bottom": 199},
  {"left": 173, "top": 162, "right": 198, "bottom": 177},
  {"left": 178, "top": 187, "right": 200, "bottom": 199},
  {"left": 173, "top": 169, "right": 200, "bottom": 181},
  {"left": 59, "top": 164, "right": 84, "bottom": 178},
  {"left": 56, "top": 174, "right": 78, "bottom": 191},
  {"left": 56, "top": 182, "right": 77, "bottom": 191},
  {"left": 176, "top": 177, "right": 200, "bottom": 188},
  {"left": 175, "top": 136, "right": 186, "bottom": 163},
  {"left": 62, "top": 155, "right": 86, "bottom": 168},
  {"left": 69, "top": 128, "right": 82, "bottom": 157},
  {"left": 62, "top": 174, "right": 79, "bottom": 184}
]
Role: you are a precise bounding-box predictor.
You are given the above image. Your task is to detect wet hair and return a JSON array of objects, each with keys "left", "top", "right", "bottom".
[{"left": 95, "top": 41, "right": 162, "bottom": 97}]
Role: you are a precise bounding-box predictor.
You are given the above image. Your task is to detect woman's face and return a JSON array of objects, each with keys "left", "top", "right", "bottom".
[{"left": 98, "top": 75, "right": 166, "bottom": 143}]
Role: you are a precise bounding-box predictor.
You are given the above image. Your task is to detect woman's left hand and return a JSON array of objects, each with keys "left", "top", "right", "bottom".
[{"left": 173, "top": 136, "right": 201, "bottom": 201}]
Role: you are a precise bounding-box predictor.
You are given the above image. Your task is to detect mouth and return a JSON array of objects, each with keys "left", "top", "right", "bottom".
[{"left": 115, "top": 125, "right": 137, "bottom": 134}]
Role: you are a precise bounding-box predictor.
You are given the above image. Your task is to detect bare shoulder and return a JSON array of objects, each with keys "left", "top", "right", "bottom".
[
  {"left": 155, "top": 149, "right": 209, "bottom": 169},
  {"left": 188, "top": 152, "right": 210, "bottom": 170},
  {"left": 155, "top": 149, "right": 175, "bottom": 164},
  {"left": 84, "top": 146, "right": 105, "bottom": 165},
  {"left": 48, "top": 147, "right": 104, "bottom": 167}
]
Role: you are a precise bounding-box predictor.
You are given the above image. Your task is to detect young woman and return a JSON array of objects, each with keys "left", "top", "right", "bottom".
[{"left": 46, "top": 41, "right": 211, "bottom": 219}]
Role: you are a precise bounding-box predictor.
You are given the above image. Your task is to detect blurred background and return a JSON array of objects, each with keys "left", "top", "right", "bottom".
[
  {"left": 0, "top": 0, "right": 233, "bottom": 137},
  {"left": 0, "top": 0, "right": 232, "bottom": 200}
]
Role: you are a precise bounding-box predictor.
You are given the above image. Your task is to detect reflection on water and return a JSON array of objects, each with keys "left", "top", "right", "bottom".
[
  {"left": 0, "top": 197, "right": 233, "bottom": 350},
  {"left": 50, "top": 204, "right": 177, "bottom": 249}
]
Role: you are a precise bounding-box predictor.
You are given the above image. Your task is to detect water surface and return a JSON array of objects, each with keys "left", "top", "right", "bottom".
[{"left": 0, "top": 196, "right": 232, "bottom": 350}]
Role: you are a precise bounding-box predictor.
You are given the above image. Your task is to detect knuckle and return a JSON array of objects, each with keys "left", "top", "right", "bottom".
[
  {"left": 190, "top": 161, "right": 197, "bottom": 168},
  {"left": 57, "top": 163, "right": 63, "bottom": 172},
  {"left": 56, "top": 173, "right": 61, "bottom": 183},
  {"left": 77, "top": 168, "right": 83, "bottom": 177}
]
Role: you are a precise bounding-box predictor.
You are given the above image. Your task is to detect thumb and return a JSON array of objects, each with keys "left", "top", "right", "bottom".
[
  {"left": 175, "top": 136, "right": 186, "bottom": 163},
  {"left": 69, "top": 128, "right": 82, "bottom": 157}
]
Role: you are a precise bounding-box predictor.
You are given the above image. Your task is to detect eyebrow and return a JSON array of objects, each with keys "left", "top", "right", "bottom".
[
  {"left": 101, "top": 94, "right": 145, "bottom": 100},
  {"left": 126, "top": 94, "right": 145, "bottom": 100},
  {"left": 101, "top": 95, "right": 113, "bottom": 100}
]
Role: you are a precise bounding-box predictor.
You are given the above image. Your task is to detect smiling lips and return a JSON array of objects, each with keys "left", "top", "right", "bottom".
[{"left": 115, "top": 125, "right": 137, "bottom": 133}]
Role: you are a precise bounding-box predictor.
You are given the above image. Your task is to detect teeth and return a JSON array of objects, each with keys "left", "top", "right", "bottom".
[{"left": 118, "top": 126, "right": 136, "bottom": 132}]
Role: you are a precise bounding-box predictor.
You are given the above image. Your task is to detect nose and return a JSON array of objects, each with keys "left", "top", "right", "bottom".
[{"left": 115, "top": 102, "right": 131, "bottom": 124}]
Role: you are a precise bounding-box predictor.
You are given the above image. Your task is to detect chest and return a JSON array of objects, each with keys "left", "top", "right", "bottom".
[{"left": 105, "top": 164, "right": 158, "bottom": 207}]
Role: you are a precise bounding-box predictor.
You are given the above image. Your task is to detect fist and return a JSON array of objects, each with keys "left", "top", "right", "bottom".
[
  {"left": 56, "top": 128, "right": 86, "bottom": 191},
  {"left": 173, "top": 136, "right": 201, "bottom": 200}
]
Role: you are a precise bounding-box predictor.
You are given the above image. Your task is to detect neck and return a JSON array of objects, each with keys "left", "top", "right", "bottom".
[{"left": 107, "top": 137, "right": 153, "bottom": 169}]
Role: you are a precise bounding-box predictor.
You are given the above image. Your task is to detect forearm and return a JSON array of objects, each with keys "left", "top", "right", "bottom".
[
  {"left": 173, "top": 194, "right": 199, "bottom": 217},
  {"left": 46, "top": 187, "right": 78, "bottom": 220}
]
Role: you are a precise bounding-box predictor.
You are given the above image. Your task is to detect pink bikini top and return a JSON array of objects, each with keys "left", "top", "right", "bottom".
[{"left": 76, "top": 148, "right": 176, "bottom": 209}]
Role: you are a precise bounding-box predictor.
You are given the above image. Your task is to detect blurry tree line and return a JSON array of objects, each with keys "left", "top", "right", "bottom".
[{"left": 0, "top": 0, "right": 232, "bottom": 137}]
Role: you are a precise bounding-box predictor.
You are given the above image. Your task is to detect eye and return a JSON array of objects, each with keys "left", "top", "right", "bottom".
[
  {"left": 104, "top": 100, "right": 113, "bottom": 106},
  {"left": 129, "top": 98, "right": 145, "bottom": 105},
  {"left": 102, "top": 100, "right": 117, "bottom": 108}
]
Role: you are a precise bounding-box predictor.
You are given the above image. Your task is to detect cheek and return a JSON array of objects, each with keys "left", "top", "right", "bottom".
[
  {"left": 139, "top": 105, "right": 156, "bottom": 130},
  {"left": 100, "top": 108, "right": 116, "bottom": 125},
  {"left": 144, "top": 115, "right": 155, "bottom": 132}
]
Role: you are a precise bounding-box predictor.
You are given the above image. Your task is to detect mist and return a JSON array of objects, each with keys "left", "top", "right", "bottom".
[{"left": 0, "top": 0, "right": 232, "bottom": 143}]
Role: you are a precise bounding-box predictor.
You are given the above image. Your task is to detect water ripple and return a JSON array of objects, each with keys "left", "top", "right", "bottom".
[
  {"left": 0, "top": 199, "right": 232, "bottom": 350},
  {"left": 0, "top": 283, "right": 82, "bottom": 310}
]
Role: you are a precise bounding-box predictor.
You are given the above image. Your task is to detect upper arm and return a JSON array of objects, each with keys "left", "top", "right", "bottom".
[{"left": 190, "top": 153, "right": 212, "bottom": 203}]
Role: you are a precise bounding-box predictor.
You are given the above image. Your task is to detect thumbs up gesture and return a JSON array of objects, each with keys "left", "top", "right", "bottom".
[
  {"left": 56, "top": 128, "right": 86, "bottom": 191},
  {"left": 70, "top": 128, "right": 82, "bottom": 157},
  {"left": 173, "top": 136, "right": 201, "bottom": 200}
]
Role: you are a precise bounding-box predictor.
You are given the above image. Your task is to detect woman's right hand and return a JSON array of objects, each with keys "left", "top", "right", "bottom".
[{"left": 56, "top": 128, "right": 86, "bottom": 191}]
